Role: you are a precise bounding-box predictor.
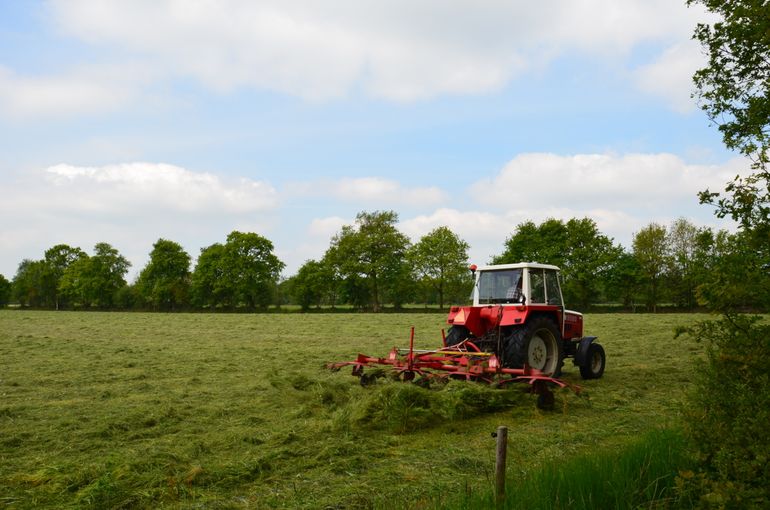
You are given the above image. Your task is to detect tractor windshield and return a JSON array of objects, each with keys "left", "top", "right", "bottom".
[{"left": 477, "top": 269, "right": 523, "bottom": 304}]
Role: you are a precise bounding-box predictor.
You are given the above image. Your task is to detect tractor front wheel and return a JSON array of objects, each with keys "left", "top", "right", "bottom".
[
  {"left": 579, "top": 342, "right": 606, "bottom": 379},
  {"left": 444, "top": 325, "right": 470, "bottom": 347}
]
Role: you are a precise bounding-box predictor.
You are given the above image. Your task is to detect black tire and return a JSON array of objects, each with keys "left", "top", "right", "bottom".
[
  {"left": 504, "top": 317, "right": 564, "bottom": 377},
  {"left": 445, "top": 325, "right": 470, "bottom": 347},
  {"left": 579, "top": 342, "right": 605, "bottom": 379}
]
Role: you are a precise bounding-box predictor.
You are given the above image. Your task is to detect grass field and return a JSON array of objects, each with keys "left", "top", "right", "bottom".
[{"left": 0, "top": 310, "right": 708, "bottom": 509}]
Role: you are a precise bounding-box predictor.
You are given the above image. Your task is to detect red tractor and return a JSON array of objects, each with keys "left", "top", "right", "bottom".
[
  {"left": 444, "top": 263, "right": 605, "bottom": 379},
  {"left": 329, "top": 263, "right": 603, "bottom": 405}
]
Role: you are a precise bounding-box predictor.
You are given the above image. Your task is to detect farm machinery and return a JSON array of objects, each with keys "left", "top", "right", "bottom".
[{"left": 329, "top": 263, "right": 606, "bottom": 408}]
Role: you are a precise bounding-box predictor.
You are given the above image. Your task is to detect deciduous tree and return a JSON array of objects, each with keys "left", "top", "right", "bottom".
[
  {"left": 12, "top": 259, "right": 47, "bottom": 307},
  {"left": 409, "top": 226, "right": 471, "bottom": 309},
  {"left": 666, "top": 218, "right": 700, "bottom": 309},
  {"left": 326, "top": 211, "right": 410, "bottom": 311},
  {"left": 290, "top": 259, "right": 334, "bottom": 311},
  {"left": 495, "top": 218, "right": 620, "bottom": 309},
  {"left": 59, "top": 243, "right": 130, "bottom": 308},
  {"left": 190, "top": 232, "right": 284, "bottom": 310},
  {"left": 136, "top": 239, "right": 191, "bottom": 311},
  {"left": 632, "top": 223, "right": 669, "bottom": 312},
  {"left": 191, "top": 243, "right": 229, "bottom": 308},
  {"left": 44, "top": 244, "right": 86, "bottom": 310},
  {"left": 223, "top": 231, "right": 285, "bottom": 309},
  {"left": 690, "top": 0, "right": 770, "bottom": 266},
  {"left": 0, "top": 273, "right": 12, "bottom": 307}
]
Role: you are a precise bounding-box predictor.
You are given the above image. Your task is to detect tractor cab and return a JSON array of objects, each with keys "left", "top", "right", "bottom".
[{"left": 473, "top": 263, "right": 563, "bottom": 308}]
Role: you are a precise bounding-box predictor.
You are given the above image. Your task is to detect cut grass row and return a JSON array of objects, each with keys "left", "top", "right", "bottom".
[{"left": 0, "top": 310, "right": 706, "bottom": 508}]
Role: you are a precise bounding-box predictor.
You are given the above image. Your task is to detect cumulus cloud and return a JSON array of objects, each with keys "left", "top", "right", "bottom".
[
  {"left": 41, "top": 0, "right": 709, "bottom": 105},
  {"left": 394, "top": 153, "right": 747, "bottom": 263},
  {"left": 44, "top": 162, "right": 278, "bottom": 214},
  {"left": 634, "top": 42, "right": 705, "bottom": 113},
  {"left": 471, "top": 152, "right": 743, "bottom": 214}
]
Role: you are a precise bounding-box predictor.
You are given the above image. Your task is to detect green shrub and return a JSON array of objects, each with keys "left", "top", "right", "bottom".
[{"left": 678, "top": 315, "right": 770, "bottom": 508}]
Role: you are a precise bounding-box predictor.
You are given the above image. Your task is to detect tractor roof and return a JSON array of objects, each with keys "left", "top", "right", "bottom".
[{"left": 476, "top": 262, "right": 561, "bottom": 271}]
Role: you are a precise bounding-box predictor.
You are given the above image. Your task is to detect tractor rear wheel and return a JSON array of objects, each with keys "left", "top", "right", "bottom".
[
  {"left": 504, "top": 317, "right": 564, "bottom": 377},
  {"left": 579, "top": 342, "right": 606, "bottom": 379}
]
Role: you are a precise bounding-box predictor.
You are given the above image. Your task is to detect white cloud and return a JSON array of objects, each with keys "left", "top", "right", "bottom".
[
  {"left": 395, "top": 153, "right": 746, "bottom": 264},
  {"left": 0, "top": 163, "right": 279, "bottom": 280},
  {"left": 307, "top": 216, "right": 347, "bottom": 238},
  {"left": 41, "top": 0, "right": 711, "bottom": 104},
  {"left": 44, "top": 162, "right": 278, "bottom": 214},
  {"left": 294, "top": 177, "right": 447, "bottom": 206},
  {"left": 634, "top": 42, "right": 705, "bottom": 113},
  {"left": 0, "top": 63, "right": 152, "bottom": 118},
  {"left": 471, "top": 152, "right": 743, "bottom": 213},
  {"left": 334, "top": 177, "right": 446, "bottom": 204}
]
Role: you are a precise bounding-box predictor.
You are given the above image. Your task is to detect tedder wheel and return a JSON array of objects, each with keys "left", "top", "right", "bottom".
[
  {"left": 579, "top": 342, "right": 606, "bottom": 379},
  {"left": 504, "top": 317, "right": 564, "bottom": 377}
]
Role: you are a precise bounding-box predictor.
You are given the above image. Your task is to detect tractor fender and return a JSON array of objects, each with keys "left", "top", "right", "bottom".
[{"left": 573, "top": 336, "right": 598, "bottom": 367}]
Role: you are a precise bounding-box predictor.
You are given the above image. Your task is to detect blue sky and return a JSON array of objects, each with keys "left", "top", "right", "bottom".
[{"left": 0, "top": 1, "right": 743, "bottom": 280}]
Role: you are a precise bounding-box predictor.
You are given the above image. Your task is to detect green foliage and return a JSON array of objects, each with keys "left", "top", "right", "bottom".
[
  {"left": 677, "top": 315, "right": 770, "bottom": 508},
  {"left": 12, "top": 259, "right": 47, "bottom": 307},
  {"left": 632, "top": 222, "right": 669, "bottom": 311},
  {"left": 0, "top": 273, "right": 10, "bottom": 306},
  {"left": 223, "top": 231, "right": 285, "bottom": 309},
  {"left": 326, "top": 210, "right": 411, "bottom": 311},
  {"left": 603, "top": 251, "right": 643, "bottom": 310},
  {"left": 690, "top": 0, "right": 770, "bottom": 272},
  {"left": 43, "top": 244, "right": 86, "bottom": 309},
  {"left": 190, "top": 242, "right": 228, "bottom": 308},
  {"left": 494, "top": 218, "right": 621, "bottom": 309},
  {"left": 693, "top": 229, "right": 770, "bottom": 312},
  {"left": 689, "top": 0, "right": 770, "bottom": 169},
  {"left": 58, "top": 243, "right": 131, "bottom": 309},
  {"left": 666, "top": 218, "right": 700, "bottom": 308},
  {"left": 190, "top": 231, "right": 285, "bottom": 310},
  {"left": 443, "top": 428, "right": 693, "bottom": 510},
  {"left": 409, "top": 226, "right": 472, "bottom": 309},
  {"left": 289, "top": 259, "right": 337, "bottom": 310},
  {"left": 135, "top": 238, "right": 191, "bottom": 310}
]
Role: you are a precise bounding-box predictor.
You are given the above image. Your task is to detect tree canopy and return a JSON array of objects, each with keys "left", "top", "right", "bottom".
[
  {"left": 494, "top": 218, "right": 620, "bottom": 309},
  {"left": 326, "top": 211, "right": 411, "bottom": 311},
  {"left": 409, "top": 226, "right": 471, "bottom": 309},
  {"left": 690, "top": 0, "right": 770, "bottom": 261},
  {"left": 136, "top": 239, "right": 191, "bottom": 311},
  {"left": 190, "top": 231, "right": 284, "bottom": 310}
]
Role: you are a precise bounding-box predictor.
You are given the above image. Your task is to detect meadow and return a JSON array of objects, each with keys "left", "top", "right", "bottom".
[{"left": 0, "top": 310, "right": 707, "bottom": 509}]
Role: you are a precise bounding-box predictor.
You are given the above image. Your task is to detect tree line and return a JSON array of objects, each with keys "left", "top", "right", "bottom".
[{"left": 0, "top": 212, "right": 763, "bottom": 312}]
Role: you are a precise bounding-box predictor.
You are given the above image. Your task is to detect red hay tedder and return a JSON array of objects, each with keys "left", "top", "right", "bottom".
[{"left": 329, "top": 263, "right": 607, "bottom": 409}]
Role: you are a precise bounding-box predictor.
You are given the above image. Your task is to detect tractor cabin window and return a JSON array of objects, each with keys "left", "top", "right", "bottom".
[
  {"left": 529, "top": 269, "right": 546, "bottom": 304},
  {"left": 477, "top": 269, "right": 523, "bottom": 304},
  {"left": 545, "top": 270, "right": 563, "bottom": 306}
]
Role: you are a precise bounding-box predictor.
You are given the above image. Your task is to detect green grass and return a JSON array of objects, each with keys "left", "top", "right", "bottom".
[
  {"left": 441, "top": 427, "right": 693, "bottom": 510},
  {"left": 0, "top": 311, "right": 706, "bottom": 508}
]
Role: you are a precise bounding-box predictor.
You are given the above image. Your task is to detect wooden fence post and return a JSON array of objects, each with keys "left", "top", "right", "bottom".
[{"left": 495, "top": 425, "right": 508, "bottom": 506}]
